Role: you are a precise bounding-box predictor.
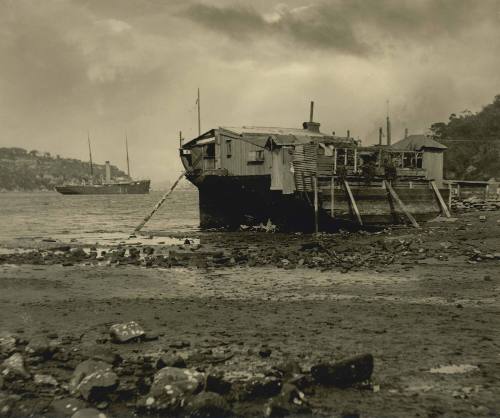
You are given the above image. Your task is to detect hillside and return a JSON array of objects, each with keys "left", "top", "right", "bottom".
[
  {"left": 430, "top": 94, "right": 500, "bottom": 180},
  {"left": 0, "top": 148, "right": 129, "bottom": 191}
]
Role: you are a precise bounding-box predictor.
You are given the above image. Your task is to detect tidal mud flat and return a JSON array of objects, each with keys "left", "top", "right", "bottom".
[{"left": 1, "top": 210, "right": 499, "bottom": 417}]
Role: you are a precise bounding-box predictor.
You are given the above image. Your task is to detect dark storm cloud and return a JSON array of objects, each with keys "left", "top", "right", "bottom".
[{"left": 183, "top": 0, "right": 499, "bottom": 56}]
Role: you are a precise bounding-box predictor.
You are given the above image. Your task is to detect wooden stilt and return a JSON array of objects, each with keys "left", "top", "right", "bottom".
[
  {"left": 430, "top": 181, "right": 451, "bottom": 218},
  {"left": 313, "top": 176, "right": 319, "bottom": 233},
  {"left": 384, "top": 180, "right": 420, "bottom": 228},
  {"left": 448, "top": 183, "right": 452, "bottom": 210},
  {"left": 330, "top": 176, "right": 335, "bottom": 217},
  {"left": 343, "top": 180, "right": 363, "bottom": 226},
  {"left": 134, "top": 172, "right": 185, "bottom": 233}
]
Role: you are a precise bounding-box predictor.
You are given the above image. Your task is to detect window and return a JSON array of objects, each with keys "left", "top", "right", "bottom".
[
  {"left": 226, "top": 139, "right": 232, "bottom": 158},
  {"left": 248, "top": 150, "right": 265, "bottom": 163}
]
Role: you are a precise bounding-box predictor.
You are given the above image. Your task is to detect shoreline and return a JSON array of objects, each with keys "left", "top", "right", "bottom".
[{"left": 1, "top": 210, "right": 499, "bottom": 417}]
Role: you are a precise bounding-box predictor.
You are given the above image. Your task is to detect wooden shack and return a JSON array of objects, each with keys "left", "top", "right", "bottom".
[
  {"left": 180, "top": 114, "right": 450, "bottom": 231},
  {"left": 390, "top": 135, "right": 447, "bottom": 185}
]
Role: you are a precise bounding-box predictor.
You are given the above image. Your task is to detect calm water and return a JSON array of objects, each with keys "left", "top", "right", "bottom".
[{"left": 0, "top": 185, "right": 199, "bottom": 248}]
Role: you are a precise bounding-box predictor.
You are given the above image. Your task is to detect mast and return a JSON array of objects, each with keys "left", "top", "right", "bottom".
[
  {"left": 125, "top": 135, "right": 131, "bottom": 178},
  {"left": 87, "top": 132, "right": 94, "bottom": 180},
  {"left": 197, "top": 88, "right": 201, "bottom": 136}
]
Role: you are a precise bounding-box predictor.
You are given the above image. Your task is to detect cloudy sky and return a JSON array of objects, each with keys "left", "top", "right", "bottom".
[{"left": 1, "top": 0, "right": 499, "bottom": 183}]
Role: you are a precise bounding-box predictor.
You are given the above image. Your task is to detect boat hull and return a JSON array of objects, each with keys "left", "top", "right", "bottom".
[
  {"left": 186, "top": 173, "right": 449, "bottom": 231},
  {"left": 55, "top": 180, "right": 150, "bottom": 195}
]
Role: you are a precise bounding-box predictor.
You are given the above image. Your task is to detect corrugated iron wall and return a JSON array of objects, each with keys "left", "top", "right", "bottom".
[{"left": 293, "top": 144, "right": 317, "bottom": 192}]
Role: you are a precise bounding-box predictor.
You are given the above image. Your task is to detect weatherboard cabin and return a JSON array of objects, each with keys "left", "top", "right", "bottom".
[{"left": 180, "top": 104, "right": 451, "bottom": 231}]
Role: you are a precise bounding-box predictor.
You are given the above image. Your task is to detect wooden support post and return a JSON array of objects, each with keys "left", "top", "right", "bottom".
[
  {"left": 353, "top": 148, "right": 358, "bottom": 173},
  {"left": 430, "top": 181, "right": 451, "bottom": 218},
  {"left": 134, "top": 172, "right": 185, "bottom": 233},
  {"left": 330, "top": 176, "right": 335, "bottom": 217},
  {"left": 313, "top": 176, "right": 319, "bottom": 233},
  {"left": 333, "top": 148, "right": 337, "bottom": 174},
  {"left": 384, "top": 180, "right": 420, "bottom": 228},
  {"left": 448, "top": 183, "right": 452, "bottom": 210},
  {"left": 344, "top": 148, "right": 348, "bottom": 166},
  {"left": 343, "top": 180, "right": 363, "bottom": 226},
  {"left": 457, "top": 183, "right": 461, "bottom": 199}
]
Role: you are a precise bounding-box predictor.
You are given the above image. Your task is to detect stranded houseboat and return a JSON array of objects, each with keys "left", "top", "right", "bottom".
[{"left": 180, "top": 103, "right": 450, "bottom": 231}]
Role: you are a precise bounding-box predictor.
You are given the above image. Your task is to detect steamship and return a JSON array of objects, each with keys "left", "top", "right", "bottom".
[{"left": 55, "top": 138, "right": 150, "bottom": 195}]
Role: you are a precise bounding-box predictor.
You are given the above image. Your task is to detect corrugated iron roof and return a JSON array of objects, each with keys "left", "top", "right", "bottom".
[
  {"left": 183, "top": 126, "right": 355, "bottom": 148},
  {"left": 221, "top": 126, "right": 327, "bottom": 137},
  {"left": 391, "top": 135, "right": 447, "bottom": 151}
]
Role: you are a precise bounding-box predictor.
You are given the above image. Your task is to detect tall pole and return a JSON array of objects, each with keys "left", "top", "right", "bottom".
[
  {"left": 87, "top": 132, "right": 94, "bottom": 179},
  {"left": 309, "top": 101, "right": 314, "bottom": 122},
  {"left": 379, "top": 127, "right": 383, "bottom": 146},
  {"left": 197, "top": 88, "right": 201, "bottom": 136},
  {"left": 386, "top": 100, "right": 392, "bottom": 146},
  {"left": 125, "top": 135, "right": 130, "bottom": 178}
]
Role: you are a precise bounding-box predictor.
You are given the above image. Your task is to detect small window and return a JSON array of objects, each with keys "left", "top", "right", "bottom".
[
  {"left": 226, "top": 139, "right": 232, "bottom": 158},
  {"left": 248, "top": 150, "right": 265, "bottom": 163}
]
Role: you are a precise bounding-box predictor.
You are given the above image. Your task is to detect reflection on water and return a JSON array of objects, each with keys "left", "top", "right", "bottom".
[{"left": 0, "top": 187, "right": 199, "bottom": 247}]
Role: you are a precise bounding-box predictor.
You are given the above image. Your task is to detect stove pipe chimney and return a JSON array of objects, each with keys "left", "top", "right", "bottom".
[{"left": 105, "top": 161, "right": 111, "bottom": 183}]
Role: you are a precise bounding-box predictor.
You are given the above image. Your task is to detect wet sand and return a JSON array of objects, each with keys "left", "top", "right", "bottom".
[{"left": 1, "top": 210, "right": 499, "bottom": 417}]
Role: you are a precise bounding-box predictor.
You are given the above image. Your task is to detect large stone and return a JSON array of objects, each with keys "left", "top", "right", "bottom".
[
  {"left": 1, "top": 353, "right": 30, "bottom": 379},
  {"left": 264, "top": 383, "right": 308, "bottom": 417},
  {"left": 77, "top": 371, "right": 119, "bottom": 401},
  {"left": 25, "top": 336, "right": 55, "bottom": 359},
  {"left": 242, "top": 375, "right": 282, "bottom": 400},
  {"left": 34, "top": 374, "right": 58, "bottom": 386},
  {"left": 71, "top": 408, "right": 107, "bottom": 418},
  {"left": 156, "top": 354, "right": 186, "bottom": 369},
  {"left": 311, "top": 354, "right": 374, "bottom": 387},
  {"left": 187, "top": 392, "right": 231, "bottom": 418},
  {"left": 0, "top": 394, "right": 20, "bottom": 418},
  {"left": 50, "top": 398, "right": 87, "bottom": 417},
  {"left": 143, "top": 367, "right": 205, "bottom": 412},
  {"left": 206, "top": 372, "right": 231, "bottom": 395},
  {"left": 0, "top": 333, "right": 17, "bottom": 358},
  {"left": 109, "top": 321, "right": 145, "bottom": 343},
  {"left": 150, "top": 367, "right": 204, "bottom": 397},
  {"left": 69, "top": 360, "right": 112, "bottom": 393}
]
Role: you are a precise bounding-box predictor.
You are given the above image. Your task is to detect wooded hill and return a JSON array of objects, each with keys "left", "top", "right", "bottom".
[
  {"left": 0, "top": 148, "right": 128, "bottom": 191},
  {"left": 430, "top": 94, "right": 500, "bottom": 180}
]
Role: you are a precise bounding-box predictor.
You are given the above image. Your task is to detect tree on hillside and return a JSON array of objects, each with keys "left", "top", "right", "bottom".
[{"left": 430, "top": 94, "right": 500, "bottom": 180}]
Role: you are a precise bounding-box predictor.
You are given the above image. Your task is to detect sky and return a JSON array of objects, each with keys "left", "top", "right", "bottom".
[{"left": 1, "top": 0, "right": 500, "bottom": 184}]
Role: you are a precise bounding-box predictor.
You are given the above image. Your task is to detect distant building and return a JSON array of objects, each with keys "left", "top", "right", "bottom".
[{"left": 391, "top": 134, "right": 447, "bottom": 184}]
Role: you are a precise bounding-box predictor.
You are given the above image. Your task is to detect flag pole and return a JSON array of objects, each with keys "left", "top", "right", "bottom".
[{"left": 197, "top": 88, "right": 201, "bottom": 136}]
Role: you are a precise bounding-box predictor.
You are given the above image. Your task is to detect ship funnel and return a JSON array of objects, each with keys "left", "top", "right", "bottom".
[
  {"left": 105, "top": 161, "right": 111, "bottom": 183},
  {"left": 303, "top": 101, "right": 321, "bottom": 132}
]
